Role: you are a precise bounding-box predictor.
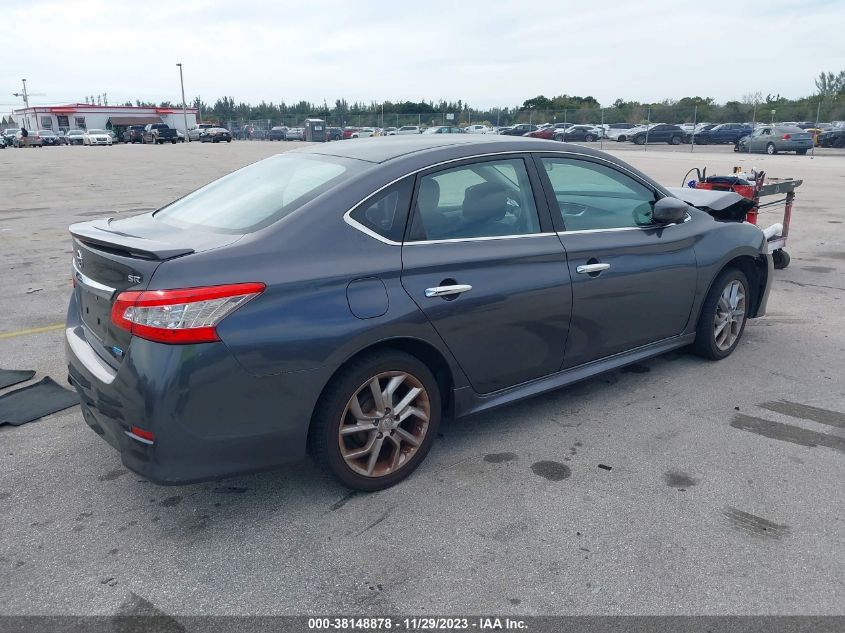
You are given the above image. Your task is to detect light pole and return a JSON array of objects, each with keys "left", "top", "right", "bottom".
[{"left": 176, "top": 63, "right": 189, "bottom": 139}]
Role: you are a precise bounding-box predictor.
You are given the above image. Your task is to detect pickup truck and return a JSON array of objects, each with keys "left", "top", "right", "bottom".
[
  {"left": 123, "top": 125, "right": 146, "bottom": 144},
  {"left": 143, "top": 123, "right": 179, "bottom": 144}
]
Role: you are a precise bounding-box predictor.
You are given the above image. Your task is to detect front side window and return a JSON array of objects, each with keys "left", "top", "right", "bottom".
[
  {"left": 540, "top": 157, "right": 657, "bottom": 231},
  {"left": 155, "top": 153, "right": 362, "bottom": 233},
  {"left": 407, "top": 158, "right": 541, "bottom": 241}
]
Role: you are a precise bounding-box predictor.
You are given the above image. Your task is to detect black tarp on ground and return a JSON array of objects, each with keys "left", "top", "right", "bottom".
[
  {"left": 0, "top": 377, "right": 79, "bottom": 427},
  {"left": 0, "top": 369, "right": 35, "bottom": 390}
]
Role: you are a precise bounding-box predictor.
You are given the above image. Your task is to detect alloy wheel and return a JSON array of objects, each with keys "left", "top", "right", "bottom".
[
  {"left": 338, "top": 371, "right": 431, "bottom": 478},
  {"left": 714, "top": 280, "right": 746, "bottom": 351}
]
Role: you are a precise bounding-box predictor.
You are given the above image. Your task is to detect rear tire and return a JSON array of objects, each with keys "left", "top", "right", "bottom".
[
  {"left": 692, "top": 268, "right": 750, "bottom": 360},
  {"left": 633, "top": 135, "right": 645, "bottom": 145},
  {"left": 585, "top": 134, "right": 595, "bottom": 142},
  {"left": 670, "top": 135, "right": 682, "bottom": 145},
  {"left": 309, "top": 351, "right": 441, "bottom": 491},
  {"left": 766, "top": 142, "right": 777, "bottom": 155}
]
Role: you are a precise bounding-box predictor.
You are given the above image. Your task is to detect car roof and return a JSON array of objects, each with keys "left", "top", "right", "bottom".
[{"left": 298, "top": 134, "right": 626, "bottom": 165}]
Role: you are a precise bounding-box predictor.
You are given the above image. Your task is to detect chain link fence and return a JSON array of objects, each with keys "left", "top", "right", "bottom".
[{"left": 208, "top": 100, "right": 844, "bottom": 144}]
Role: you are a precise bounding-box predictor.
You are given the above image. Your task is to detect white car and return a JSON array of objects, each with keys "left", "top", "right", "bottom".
[
  {"left": 464, "top": 124, "right": 492, "bottom": 134},
  {"left": 84, "top": 129, "right": 113, "bottom": 146},
  {"left": 188, "top": 123, "right": 214, "bottom": 141},
  {"left": 350, "top": 128, "right": 375, "bottom": 138},
  {"left": 396, "top": 125, "right": 422, "bottom": 135}
]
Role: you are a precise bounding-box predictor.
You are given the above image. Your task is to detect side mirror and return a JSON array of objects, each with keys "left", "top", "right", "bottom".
[{"left": 653, "top": 197, "right": 689, "bottom": 224}]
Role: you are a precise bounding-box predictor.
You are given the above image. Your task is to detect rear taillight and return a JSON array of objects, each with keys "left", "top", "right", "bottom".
[
  {"left": 111, "top": 283, "right": 265, "bottom": 344},
  {"left": 782, "top": 134, "right": 791, "bottom": 140}
]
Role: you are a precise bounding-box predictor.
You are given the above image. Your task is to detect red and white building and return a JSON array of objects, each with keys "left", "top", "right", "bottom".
[{"left": 13, "top": 103, "right": 198, "bottom": 134}]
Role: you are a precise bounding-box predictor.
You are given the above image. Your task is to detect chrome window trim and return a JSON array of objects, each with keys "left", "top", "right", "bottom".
[
  {"left": 404, "top": 232, "right": 557, "bottom": 246},
  {"left": 342, "top": 149, "right": 667, "bottom": 246},
  {"left": 557, "top": 213, "right": 691, "bottom": 236},
  {"left": 73, "top": 259, "right": 116, "bottom": 298}
]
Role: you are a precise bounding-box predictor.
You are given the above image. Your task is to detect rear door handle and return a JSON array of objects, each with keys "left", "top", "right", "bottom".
[
  {"left": 576, "top": 263, "right": 611, "bottom": 274},
  {"left": 425, "top": 284, "right": 473, "bottom": 298}
]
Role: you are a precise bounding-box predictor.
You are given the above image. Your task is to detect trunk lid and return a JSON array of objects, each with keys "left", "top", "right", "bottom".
[{"left": 70, "top": 214, "right": 241, "bottom": 365}]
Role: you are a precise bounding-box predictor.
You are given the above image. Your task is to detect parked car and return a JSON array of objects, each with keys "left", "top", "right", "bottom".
[
  {"left": 14, "top": 131, "right": 44, "bottom": 147},
  {"left": 464, "top": 124, "right": 492, "bottom": 134},
  {"left": 143, "top": 123, "right": 178, "bottom": 144},
  {"left": 396, "top": 125, "right": 422, "bottom": 135},
  {"left": 66, "top": 135, "right": 773, "bottom": 490},
  {"left": 342, "top": 127, "right": 360, "bottom": 140},
  {"left": 422, "top": 125, "right": 464, "bottom": 134},
  {"left": 629, "top": 124, "right": 687, "bottom": 145},
  {"left": 2, "top": 128, "right": 17, "bottom": 146},
  {"left": 350, "top": 128, "right": 376, "bottom": 138},
  {"left": 284, "top": 127, "right": 305, "bottom": 141},
  {"left": 37, "top": 130, "right": 61, "bottom": 146},
  {"left": 188, "top": 123, "right": 214, "bottom": 142},
  {"left": 382, "top": 127, "right": 399, "bottom": 136},
  {"left": 499, "top": 123, "right": 538, "bottom": 136},
  {"left": 818, "top": 127, "right": 845, "bottom": 148},
  {"left": 552, "top": 125, "right": 603, "bottom": 142},
  {"left": 326, "top": 127, "right": 344, "bottom": 141},
  {"left": 603, "top": 123, "right": 637, "bottom": 139},
  {"left": 735, "top": 126, "right": 813, "bottom": 154},
  {"left": 83, "top": 129, "right": 113, "bottom": 146},
  {"left": 122, "top": 125, "right": 146, "bottom": 144},
  {"left": 692, "top": 123, "right": 753, "bottom": 145},
  {"left": 0, "top": 135, "right": 5, "bottom": 149},
  {"left": 609, "top": 124, "right": 653, "bottom": 142},
  {"left": 199, "top": 127, "right": 232, "bottom": 143},
  {"left": 268, "top": 126, "right": 288, "bottom": 141},
  {"left": 65, "top": 129, "right": 87, "bottom": 145}
]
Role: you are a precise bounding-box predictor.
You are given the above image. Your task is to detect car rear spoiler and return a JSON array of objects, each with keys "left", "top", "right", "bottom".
[{"left": 70, "top": 218, "right": 195, "bottom": 260}]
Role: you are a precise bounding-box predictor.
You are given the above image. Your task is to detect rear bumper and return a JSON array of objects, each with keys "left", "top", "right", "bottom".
[{"left": 64, "top": 295, "right": 324, "bottom": 484}]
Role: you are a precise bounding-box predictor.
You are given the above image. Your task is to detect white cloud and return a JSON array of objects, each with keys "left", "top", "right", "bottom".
[{"left": 3, "top": 0, "right": 844, "bottom": 112}]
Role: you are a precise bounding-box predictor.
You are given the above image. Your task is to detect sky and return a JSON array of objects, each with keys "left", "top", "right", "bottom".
[{"left": 3, "top": 0, "right": 845, "bottom": 115}]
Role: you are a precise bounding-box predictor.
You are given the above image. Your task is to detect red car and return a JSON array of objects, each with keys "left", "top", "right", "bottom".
[
  {"left": 342, "top": 127, "right": 359, "bottom": 140},
  {"left": 524, "top": 124, "right": 571, "bottom": 140}
]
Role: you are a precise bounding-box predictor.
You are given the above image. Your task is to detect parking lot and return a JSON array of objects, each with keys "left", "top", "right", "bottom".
[{"left": 1, "top": 141, "right": 843, "bottom": 616}]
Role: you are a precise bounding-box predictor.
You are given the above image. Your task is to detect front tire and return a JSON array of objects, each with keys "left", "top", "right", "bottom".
[
  {"left": 633, "top": 135, "right": 645, "bottom": 145},
  {"left": 692, "top": 268, "right": 750, "bottom": 360},
  {"left": 766, "top": 142, "right": 777, "bottom": 155},
  {"left": 670, "top": 135, "right": 682, "bottom": 145},
  {"left": 309, "top": 351, "right": 441, "bottom": 491}
]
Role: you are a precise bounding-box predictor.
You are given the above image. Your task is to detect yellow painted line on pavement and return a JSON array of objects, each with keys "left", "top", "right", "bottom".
[{"left": 0, "top": 323, "right": 65, "bottom": 340}]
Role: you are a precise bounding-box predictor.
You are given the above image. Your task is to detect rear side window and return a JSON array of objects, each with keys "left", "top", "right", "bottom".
[
  {"left": 154, "top": 153, "right": 362, "bottom": 233},
  {"left": 349, "top": 178, "right": 413, "bottom": 242},
  {"left": 407, "top": 158, "right": 541, "bottom": 241}
]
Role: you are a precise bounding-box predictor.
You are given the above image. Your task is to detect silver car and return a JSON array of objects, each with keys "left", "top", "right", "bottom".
[{"left": 736, "top": 125, "right": 813, "bottom": 155}]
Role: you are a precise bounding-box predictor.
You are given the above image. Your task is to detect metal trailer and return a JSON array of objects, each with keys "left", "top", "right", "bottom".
[{"left": 690, "top": 169, "right": 802, "bottom": 269}]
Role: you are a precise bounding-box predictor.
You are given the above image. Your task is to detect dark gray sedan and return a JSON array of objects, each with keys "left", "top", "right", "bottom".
[{"left": 66, "top": 136, "right": 773, "bottom": 490}]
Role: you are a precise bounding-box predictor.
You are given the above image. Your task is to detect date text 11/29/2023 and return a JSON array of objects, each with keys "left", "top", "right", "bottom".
[{"left": 307, "top": 617, "right": 528, "bottom": 630}]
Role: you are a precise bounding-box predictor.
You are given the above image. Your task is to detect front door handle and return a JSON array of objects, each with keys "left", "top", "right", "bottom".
[
  {"left": 576, "top": 263, "right": 611, "bottom": 274},
  {"left": 425, "top": 284, "right": 473, "bottom": 298}
]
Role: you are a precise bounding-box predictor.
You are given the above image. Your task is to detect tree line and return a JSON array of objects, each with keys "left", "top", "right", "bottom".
[{"left": 119, "top": 69, "right": 844, "bottom": 127}]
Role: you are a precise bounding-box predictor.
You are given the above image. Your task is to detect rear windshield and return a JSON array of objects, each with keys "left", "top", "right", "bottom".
[{"left": 153, "top": 153, "right": 363, "bottom": 233}]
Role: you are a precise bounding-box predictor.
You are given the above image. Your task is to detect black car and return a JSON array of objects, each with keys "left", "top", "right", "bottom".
[
  {"left": 630, "top": 124, "right": 688, "bottom": 145},
  {"left": 693, "top": 123, "right": 753, "bottom": 145},
  {"left": 818, "top": 128, "right": 845, "bottom": 148},
  {"left": 553, "top": 125, "right": 601, "bottom": 142},
  {"left": 37, "top": 130, "right": 61, "bottom": 146},
  {"left": 199, "top": 127, "right": 232, "bottom": 143},
  {"left": 66, "top": 135, "right": 773, "bottom": 491},
  {"left": 500, "top": 123, "right": 538, "bottom": 136}
]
